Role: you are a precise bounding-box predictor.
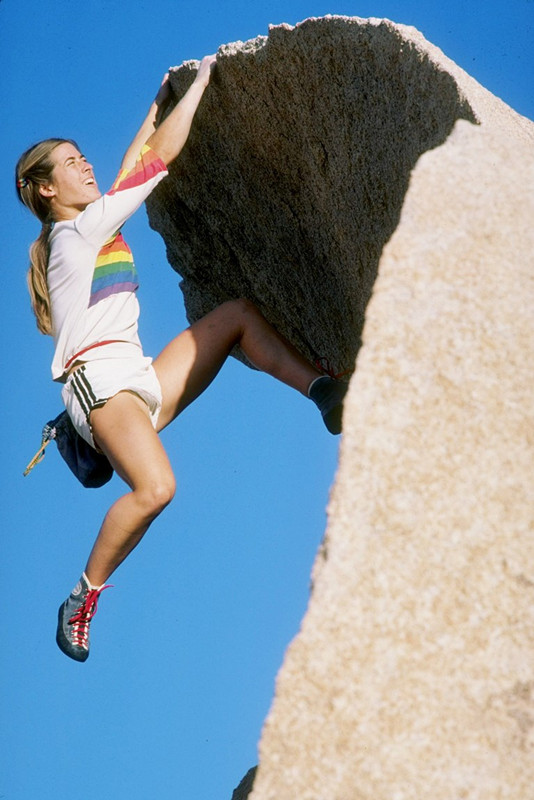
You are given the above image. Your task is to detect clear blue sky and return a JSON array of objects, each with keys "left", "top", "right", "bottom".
[{"left": 1, "top": 1, "right": 532, "bottom": 798}]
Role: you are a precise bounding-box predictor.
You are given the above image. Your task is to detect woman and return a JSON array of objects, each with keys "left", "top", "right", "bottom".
[{"left": 16, "top": 54, "right": 346, "bottom": 663}]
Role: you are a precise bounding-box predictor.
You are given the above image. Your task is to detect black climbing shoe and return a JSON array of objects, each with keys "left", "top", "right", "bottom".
[{"left": 309, "top": 376, "right": 348, "bottom": 435}]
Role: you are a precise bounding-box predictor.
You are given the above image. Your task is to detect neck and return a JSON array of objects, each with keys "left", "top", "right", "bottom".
[{"left": 51, "top": 202, "right": 88, "bottom": 222}]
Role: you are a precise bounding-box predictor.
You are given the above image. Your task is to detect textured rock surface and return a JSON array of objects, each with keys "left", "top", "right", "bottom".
[
  {"left": 147, "top": 15, "right": 479, "bottom": 373},
  {"left": 146, "top": 16, "right": 534, "bottom": 800}
]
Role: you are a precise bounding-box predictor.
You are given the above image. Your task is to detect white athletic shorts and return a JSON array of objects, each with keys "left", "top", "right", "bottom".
[{"left": 61, "top": 354, "right": 162, "bottom": 449}]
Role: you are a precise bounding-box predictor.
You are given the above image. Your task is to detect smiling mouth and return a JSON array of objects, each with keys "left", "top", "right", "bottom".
[{"left": 84, "top": 178, "right": 95, "bottom": 185}]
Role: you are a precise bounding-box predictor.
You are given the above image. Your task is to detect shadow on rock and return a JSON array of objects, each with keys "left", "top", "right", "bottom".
[{"left": 147, "top": 16, "right": 476, "bottom": 378}]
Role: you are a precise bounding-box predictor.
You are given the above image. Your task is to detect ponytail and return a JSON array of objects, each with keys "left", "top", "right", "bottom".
[
  {"left": 15, "top": 138, "right": 78, "bottom": 336},
  {"left": 28, "top": 222, "right": 54, "bottom": 335}
]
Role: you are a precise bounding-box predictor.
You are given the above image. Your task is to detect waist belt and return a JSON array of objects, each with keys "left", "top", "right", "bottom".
[{"left": 64, "top": 340, "right": 122, "bottom": 372}]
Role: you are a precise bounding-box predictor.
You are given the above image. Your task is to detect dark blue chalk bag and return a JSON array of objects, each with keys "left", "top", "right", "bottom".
[{"left": 24, "top": 410, "right": 113, "bottom": 489}]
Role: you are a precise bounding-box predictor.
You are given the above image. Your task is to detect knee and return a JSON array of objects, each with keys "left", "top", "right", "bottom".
[
  {"left": 137, "top": 476, "right": 176, "bottom": 519},
  {"left": 154, "top": 478, "right": 176, "bottom": 511},
  {"left": 226, "top": 297, "right": 261, "bottom": 319},
  {"left": 229, "top": 298, "right": 266, "bottom": 335}
]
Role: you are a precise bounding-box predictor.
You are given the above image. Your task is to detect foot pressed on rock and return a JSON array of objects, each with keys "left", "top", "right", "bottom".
[{"left": 308, "top": 376, "right": 348, "bottom": 435}]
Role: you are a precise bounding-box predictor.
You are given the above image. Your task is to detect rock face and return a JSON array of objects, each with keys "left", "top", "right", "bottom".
[
  {"left": 147, "top": 16, "right": 480, "bottom": 374},
  {"left": 146, "top": 16, "right": 534, "bottom": 800}
]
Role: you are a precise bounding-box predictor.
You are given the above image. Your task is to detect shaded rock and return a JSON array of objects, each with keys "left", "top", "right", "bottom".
[
  {"left": 147, "top": 15, "right": 476, "bottom": 375},
  {"left": 147, "top": 16, "right": 534, "bottom": 800}
]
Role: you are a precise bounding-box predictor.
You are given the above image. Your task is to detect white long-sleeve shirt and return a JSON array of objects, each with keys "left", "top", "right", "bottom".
[{"left": 47, "top": 145, "right": 168, "bottom": 382}]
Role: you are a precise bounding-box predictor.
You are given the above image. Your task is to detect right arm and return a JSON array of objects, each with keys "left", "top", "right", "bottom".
[
  {"left": 75, "top": 56, "right": 215, "bottom": 242},
  {"left": 77, "top": 55, "right": 216, "bottom": 244},
  {"left": 122, "top": 54, "right": 216, "bottom": 171}
]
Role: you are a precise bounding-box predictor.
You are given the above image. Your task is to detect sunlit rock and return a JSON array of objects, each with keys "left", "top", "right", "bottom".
[{"left": 146, "top": 16, "right": 534, "bottom": 800}]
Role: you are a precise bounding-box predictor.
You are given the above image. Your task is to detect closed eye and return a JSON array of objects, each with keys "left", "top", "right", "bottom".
[{"left": 64, "top": 155, "right": 87, "bottom": 167}]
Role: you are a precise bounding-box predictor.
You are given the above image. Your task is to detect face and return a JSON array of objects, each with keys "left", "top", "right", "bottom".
[{"left": 39, "top": 141, "right": 101, "bottom": 220}]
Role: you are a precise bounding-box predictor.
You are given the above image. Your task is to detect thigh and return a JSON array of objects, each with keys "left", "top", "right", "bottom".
[
  {"left": 90, "top": 391, "right": 173, "bottom": 490},
  {"left": 153, "top": 301, "right": 246, "bottom": 430}
]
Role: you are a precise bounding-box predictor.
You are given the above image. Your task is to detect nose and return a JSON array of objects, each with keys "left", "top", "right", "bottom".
[{"left": 81, "top": 159, "right": 93, "bottom": 172}]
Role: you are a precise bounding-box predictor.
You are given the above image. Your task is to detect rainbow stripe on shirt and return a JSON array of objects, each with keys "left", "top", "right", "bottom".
[
  {"left": 89, "top": 231, "right": 138, "bottom": 307},
  {"left": 108, "top": 144, "right": 166, "bottom": 195},
  {"left": 88, "top": 145, "right": 166, "bottom": 307}
]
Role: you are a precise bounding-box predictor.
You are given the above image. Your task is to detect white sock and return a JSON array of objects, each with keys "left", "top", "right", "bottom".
[{"left": 82, "top": 571, "right": 105, "bottom": 591}]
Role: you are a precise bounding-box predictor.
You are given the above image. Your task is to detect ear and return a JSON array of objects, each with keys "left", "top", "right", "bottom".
[{"left": 38, "top": 183, "right": 56, "bottom": 199}]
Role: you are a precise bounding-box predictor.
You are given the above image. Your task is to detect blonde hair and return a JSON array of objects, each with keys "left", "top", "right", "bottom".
[{"left": 16, "top": 139, "right": 78, "bottom": 335}]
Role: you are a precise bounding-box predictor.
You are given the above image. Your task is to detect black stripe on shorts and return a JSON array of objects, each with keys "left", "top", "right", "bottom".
[{"left": 71, "top": 366, "right": 106, "bottom": 422}]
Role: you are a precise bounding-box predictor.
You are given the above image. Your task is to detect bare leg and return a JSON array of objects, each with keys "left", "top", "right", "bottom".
[
  {"left": 84, "top": 299, "right": 320, "bottom": 585},
  {"left": 85, "top": 392, "right": 176, "bottom": 586},
  {"left": 154, "top": 298, "right": 321, "bottom": 429}
]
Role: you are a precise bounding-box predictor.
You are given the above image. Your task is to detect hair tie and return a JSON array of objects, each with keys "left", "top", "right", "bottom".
[{"left": 17, "top": 176, "right": 29, "bottom": 189}]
